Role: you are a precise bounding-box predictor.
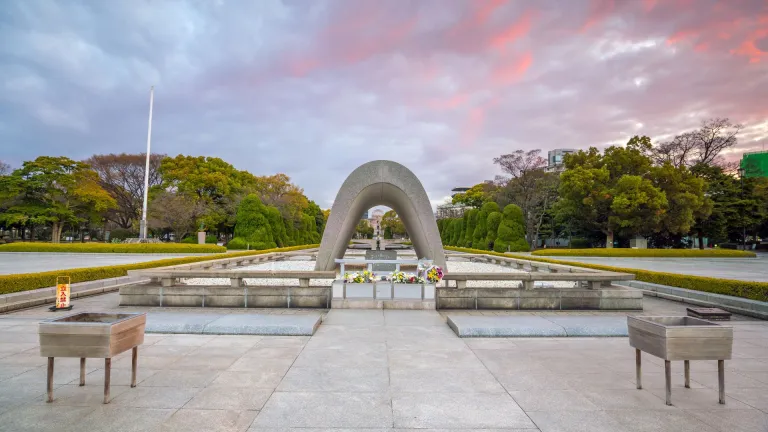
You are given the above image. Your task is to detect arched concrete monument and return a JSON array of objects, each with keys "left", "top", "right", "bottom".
[{"left": 315, "top": 160, "right": 447, "bottom": 271}]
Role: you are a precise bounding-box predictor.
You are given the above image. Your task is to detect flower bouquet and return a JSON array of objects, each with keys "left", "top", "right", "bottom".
[
  {"left": 425, "top": 265, "right": 444, "bottom": 284},
  {"left": 390, "top": 271, "right": 424, "bottom": 284},
  {"left": 344, "top": 270, "right": 376, "bottom": 283}
]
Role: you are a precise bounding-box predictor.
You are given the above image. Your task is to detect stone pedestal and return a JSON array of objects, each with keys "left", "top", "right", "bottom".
[{"left": 197, "top": 231, "right": 206, "bottom": 245}]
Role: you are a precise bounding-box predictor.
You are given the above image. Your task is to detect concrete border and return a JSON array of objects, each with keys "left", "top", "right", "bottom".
[
  {"left": 446, "top": 315, "right": 630, "bottom": 337},
  {"left": 0, "top": 275, "right": 148, "bottom": 314},
  {"left": 619, "top": 280, "right": 768, "bottom": 320}
]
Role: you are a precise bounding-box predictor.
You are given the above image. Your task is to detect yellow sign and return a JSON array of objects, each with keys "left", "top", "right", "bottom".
[{"left": 55, "top": 276, "right": 71, "bottom": 309}]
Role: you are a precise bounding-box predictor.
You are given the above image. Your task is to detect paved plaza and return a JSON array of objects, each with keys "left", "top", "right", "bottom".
[
  {"left": 0, "top": 293, "right": 767, "bottom": 431},
  {"left": 547, "top": 253, "right": 768, "bottom": 282},
  {"left": 0, "top": 252, "right": 206, "bottom": 275}
]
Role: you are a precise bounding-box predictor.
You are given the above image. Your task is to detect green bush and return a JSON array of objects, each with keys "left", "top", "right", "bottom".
[
  {"left": 531, "top": 248, "right": 756, "bottom": 258},
  {"left": 180, "top": 236, "right": 197, "bottom": 244},
  {"left": 205, "top": 234, "right": 218, "bottom": 244},
  {"left": 234, "top": 194, "right": 276, "bottom": 249},
  {"left": 0, "top": 244, "right": 320, "bottom": 295},
  {"left": 108, "top": 228, "right": 136, "bottom": 242},
  {"left": 445, "top": 246, "right": 768, "bottom": 302},
  {"left": 451, "top": 218, "right": 464, "bottom": 246},
  {"left": 569, "top": 238, "right": 591, "bottom": 249},
  {"left": 473, "top": 202, "right": 499, "bottom": 249},
  {"left": 0, "top": 242, "right": 225, "bottom": 253},
  {"left": 486, "top": 211, "right": 502, "bottom": 250},
  {"left": 494, "top": 204, "right": 529, "bottom": 252},
  {"left": 226, "top": 237, "right": 248, "bottom": 250}
]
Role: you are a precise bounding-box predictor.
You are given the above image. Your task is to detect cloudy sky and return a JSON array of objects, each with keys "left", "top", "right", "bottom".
[{"left": 1, "top": 0, "right": 767, "bottom": 208}]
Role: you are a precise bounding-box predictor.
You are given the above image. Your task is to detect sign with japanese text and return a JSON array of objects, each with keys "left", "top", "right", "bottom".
[{"left": 55, "top": 276, "right": 71, "bottom": 309}]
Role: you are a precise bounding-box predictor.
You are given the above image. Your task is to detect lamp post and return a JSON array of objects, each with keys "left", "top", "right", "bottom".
[{"left": 737, "top": 167, "right": 746, "bottom": 251}]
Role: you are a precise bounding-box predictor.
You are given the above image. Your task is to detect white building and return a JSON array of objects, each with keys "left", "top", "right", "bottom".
[{"left": 547, "top": 149, "right": 576, "bottom": 172}]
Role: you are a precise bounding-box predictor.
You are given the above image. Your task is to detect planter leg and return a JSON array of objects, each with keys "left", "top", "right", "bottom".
[
  {"left": 665, "top": 360, "right": 672, "bottom": 406},
  {"left": 635, "top": 349, "right": 642, "bottom": 389},
  {"left": 718, "top": 360, "right": 725, "bottom": 404},
  {"left": 684, "top": 360, "right": 690, "bottom": 388},
  {"left": 47, "top": 357, "right": 54, "bottom": 403},
  {"left": 80, "top": 358, "right": 86, "bottom": 386},
  {"left": 104, "top": 358, "right": 111, "bottom": 404},
  {"left": 131, "top": 347, "right": 138, "bottom": 388}
]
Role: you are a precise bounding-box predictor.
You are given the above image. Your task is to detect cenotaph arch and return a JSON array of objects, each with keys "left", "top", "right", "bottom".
[{"left": 315, "top": 160, "right": 447, "bottom": 271}]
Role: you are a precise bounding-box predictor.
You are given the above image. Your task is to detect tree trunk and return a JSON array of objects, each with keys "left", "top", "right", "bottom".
[
  {"left": 606, "top": 231, "right": 614, "bottom": 248},
  {"left": 697, "top": 230, "right": 705, "bottom": 249},
  {"left": 51, "top": 222, "right": 60, "bottom": 243}
]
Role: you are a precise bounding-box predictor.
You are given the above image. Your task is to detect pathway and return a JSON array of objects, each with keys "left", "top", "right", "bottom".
[
  {"left": 0, "top": 295, "right": 766, "bottom": 431},
  {"left": 0, "top": 252, "right": 207, "bottom": 275},
  {"left": 537, "top": 253, "right": 768, "bottom": 282}
]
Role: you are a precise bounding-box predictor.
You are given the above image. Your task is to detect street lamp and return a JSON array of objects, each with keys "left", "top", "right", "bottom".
[{"left": 737, "top": 166, "right": 746, "bottom": 251}]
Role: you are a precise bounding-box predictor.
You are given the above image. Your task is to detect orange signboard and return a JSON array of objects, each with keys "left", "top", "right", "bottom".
[{"left": 55, "top": 276, "right": 71, "bottom": 309}]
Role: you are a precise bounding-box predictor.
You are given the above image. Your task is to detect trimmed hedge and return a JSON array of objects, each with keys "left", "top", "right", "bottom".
[
  {"left": 531, "top": 248, "right": 756, "bottom": 258},
  {"left": 0, "top": 242, "right": 226, "bottom": 254},
  {"left": 0, "top": 244, "right": 319, "bottom": 295},
  {"left": 446, "top": 246, "right": 768, "bottom": 302}
]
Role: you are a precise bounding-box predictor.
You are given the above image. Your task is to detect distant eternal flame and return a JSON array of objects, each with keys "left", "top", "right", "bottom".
[{"left": 315, "top": 160, "right": 447, "bottom": 271}]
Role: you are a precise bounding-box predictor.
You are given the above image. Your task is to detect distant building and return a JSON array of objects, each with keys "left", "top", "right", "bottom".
[
  {"left": 546, "top": 149, "right": 577, "bottom": 172},
  {"left": 361, "top": 210, "right": 369, "bottom": 220},
  {"left": 451, "top": 187, "right": 470, "bottom": 196},
  {"left": 740, "top": 151, "right": 768, "bottom": 178}
]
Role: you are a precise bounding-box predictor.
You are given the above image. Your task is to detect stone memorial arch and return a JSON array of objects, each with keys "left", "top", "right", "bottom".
[{"left": 315, "top": 160, "right": 447, "bottom": 271}]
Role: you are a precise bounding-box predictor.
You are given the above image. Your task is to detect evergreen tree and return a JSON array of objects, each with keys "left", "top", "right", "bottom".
[
  {"left": 494, "top": 204, "right": 529, "bottom": 252},
  {"left": 472, "top": 202, "right": 500, "bottom": 249},
  {"left": 232, "top": 194, "right": 276, "bottom": 249},
  {"left": 486, "top": 211, "right": 503, "bottom": 250}
]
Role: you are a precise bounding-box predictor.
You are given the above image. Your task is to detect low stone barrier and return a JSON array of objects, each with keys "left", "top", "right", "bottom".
[{"left": 121, "top": 268, "right": 336, "bottom": 309}]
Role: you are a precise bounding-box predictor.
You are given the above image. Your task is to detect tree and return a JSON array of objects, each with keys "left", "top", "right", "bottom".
[
  {"left": 651, "top": 163, "right": 711, "bottom": 247},
  {"left": 0, "top": 160, "right": 10, "bottom": 175},
  {"left": 494, "top": 204, "right": 529, "bottom": 252},
  {"left": 486, "top": 211, "right": 502, "bottom": 250},
  {"left": 452, "top": 183, "right": 496, "bottom": 208},
  {"left": 472, "top": 202, "right": 499, "bottom": 249},
  {"left": 0, "top": 156, "right": 115, "bottom": 242},
  {"left": 556, "top": 136, "right": 667, "bottom": 247},
  {"left": 493, "top": 149, "right": 558, "bottom": 248},
  {"left": 147, "top": 191, "right": 205, "bottom": 241},
  {"left": 464, "top": 208, "right": 479, "bottom": 248},
  {"left": 356, "top": 219, "right": 374, "bottom": 239},
  {"left": 231, "top": 194, "right": 276, "bottom": 250},
  {"left": 158, "top": 155, "right": 251, "bottom": 233},
  {"left": 381, "top": 210, "right": 406, "bottom": 237},
  {"left": 451, "top": 217, "right": 464, "bottom": 246},
  {"left": 653, "top": 118, "right": 742, "bottom": 168},
  {"left": 608, "top": 175, "right": 668, "bottom": 239},
  {"left": 85, "top": 153, "right": 165, "bottom": 229}
]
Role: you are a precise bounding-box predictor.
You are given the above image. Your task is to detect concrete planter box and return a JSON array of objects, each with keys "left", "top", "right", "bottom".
[
  {"left": 628, "top": 316, "right": 733, "bottom": 406},
  {"left": 344, "top": 282, "right": 375, "bottom": 298},
  {"left": 39, "top": 312, "right": 146, "bottom": 404},
  {"left": 628, "top": 316, "right": 733, "bottom": 361},
  {"left": 393, "top": 283, "right": 435, "bottom": 299},
  {"left": 39, "top": 312, "right": 146, "bottom": 358}
]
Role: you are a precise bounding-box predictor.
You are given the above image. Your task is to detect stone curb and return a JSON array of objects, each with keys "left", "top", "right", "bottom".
[
  {"left": 446, "top": 315, "right": 629, "bottom": 337},
  {"left": 0, "top": 276, "right": 148, "bottom": 314},
  {"left": 618, "top": 280, "right": 768, "bottom": 320}
]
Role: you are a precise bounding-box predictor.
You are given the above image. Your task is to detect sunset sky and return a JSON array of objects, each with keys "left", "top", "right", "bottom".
[{"left": 1, "top": 0, "right": 767, "bottom": 207}]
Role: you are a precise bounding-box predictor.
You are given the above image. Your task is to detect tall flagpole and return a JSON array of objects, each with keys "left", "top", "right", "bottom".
[{"left": 140, "top": 86, "right": 154, "bottom": 240}]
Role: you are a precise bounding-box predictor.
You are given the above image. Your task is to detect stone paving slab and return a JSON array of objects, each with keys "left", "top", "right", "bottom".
[
  {"left": 447, "top": 315, "right": 567, "bottom": 337},
  {"left": 447, "top": 314, "right": 629, "bottom": 337},
  {"left": 145, "top": 312, "right": 322, "bottom": 335}
]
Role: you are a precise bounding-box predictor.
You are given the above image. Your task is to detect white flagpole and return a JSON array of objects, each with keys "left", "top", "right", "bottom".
[{"left": 140, "top": 86, "right": 154, "bottom": 239}]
